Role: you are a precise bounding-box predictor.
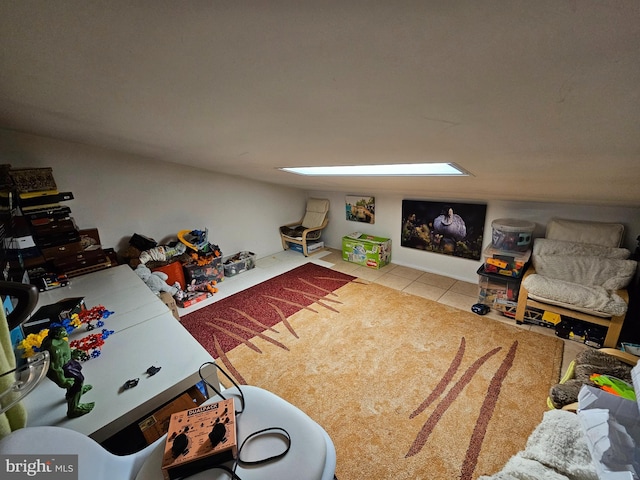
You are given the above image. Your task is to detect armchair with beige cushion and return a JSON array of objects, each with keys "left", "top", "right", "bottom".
[
  {"left": 280, "top": 198, "right": 329, "bottom": 256},
  {"left": 515, "top": 218, "right": 637, "bottom": 348}
]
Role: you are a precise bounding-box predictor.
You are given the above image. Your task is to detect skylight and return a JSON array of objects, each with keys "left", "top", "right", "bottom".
[{"left": 279, "top": 163, "right": 469, "bottom": 176}]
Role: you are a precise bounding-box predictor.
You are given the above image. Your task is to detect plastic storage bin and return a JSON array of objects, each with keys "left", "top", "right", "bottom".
[
  {"left": 183, "top": 255, "right": 224, "bottom": 285},
  {"left": 482, "top": 245, "right": 531, "bottom": 278},
  {"left": 223, "top": 251, "right": 256, "bottom": 277},
  {"left": 477, "top": 265, "right": 522, "bottom": 314},
  {"left": 491, "top": 218, "right": 535, "bottom": 252},
  {"left": 152, "top": 261, "right": 186, "bottom": 290}
]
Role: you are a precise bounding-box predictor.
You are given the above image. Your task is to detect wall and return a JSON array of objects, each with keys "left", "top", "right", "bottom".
[
  {"left": 311, "top": 190, "right": 640, "bottom": 283},
  {"left": 0, "top": 130, "right": 307, "bottom": 258},
  {"left": 3, "top": 129, "right": 639, "bottom": 286}
]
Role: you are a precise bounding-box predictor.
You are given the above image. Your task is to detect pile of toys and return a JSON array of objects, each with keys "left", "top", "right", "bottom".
[{"left": 122, "top": 229, "right": 223, "bottom": 308}]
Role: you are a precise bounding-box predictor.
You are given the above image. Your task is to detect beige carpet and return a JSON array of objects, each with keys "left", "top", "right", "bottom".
[{"left": 193, "top": 266, "right": 564, "bottom": 479}]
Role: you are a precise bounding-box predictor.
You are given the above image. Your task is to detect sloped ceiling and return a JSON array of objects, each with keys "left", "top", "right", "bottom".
[{"left": 1, "top": 1, "right": 639, "bottom": 206}]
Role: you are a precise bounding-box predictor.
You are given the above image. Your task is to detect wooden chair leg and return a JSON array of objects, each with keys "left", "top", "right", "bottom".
[
  {"left": 603, "top": 313, "right": 624, "bottom": 348},
  {"left": 515, "top": 285, "right": 529, "bottom": 325},
  {"left": 281, "top": 234, "right": 290, "bottom": 251}
]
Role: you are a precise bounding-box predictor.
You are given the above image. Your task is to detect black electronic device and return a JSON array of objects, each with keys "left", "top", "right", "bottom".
[{"left": 161, "top": 398, "right": 237, "bottom": 480}]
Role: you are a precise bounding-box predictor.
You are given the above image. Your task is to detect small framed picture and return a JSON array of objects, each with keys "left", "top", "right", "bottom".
[{"left": 346, "top": 195, "right": 375, "bottom": 224}]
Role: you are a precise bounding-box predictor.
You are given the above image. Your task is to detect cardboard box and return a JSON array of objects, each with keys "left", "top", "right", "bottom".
[
  {"left": 176, "top": 292, "right": 211, "bottom": 308},
  {"left": 9, "top": 167, "right": 57, "bottom": 193},
  {"left": 138, "top": 386, "right": 207, "bottom": 445},
  {"left": 342, "top": 233, "right": 391, "bottom": 269},
  {"left": 159, "top": 291, "right": 180, "bottom": 320}
]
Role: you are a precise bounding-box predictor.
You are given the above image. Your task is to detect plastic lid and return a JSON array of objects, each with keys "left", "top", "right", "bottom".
[{"left": 491, "top": 218, "right": 535, "bottom": 232}]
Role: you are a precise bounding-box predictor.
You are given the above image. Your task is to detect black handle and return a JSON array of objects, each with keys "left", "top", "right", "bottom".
[{"left": 0, "top": 281, "right": 39, "bottom": 330}]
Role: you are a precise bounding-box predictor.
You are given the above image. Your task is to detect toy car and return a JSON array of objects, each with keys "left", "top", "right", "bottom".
[{"left": 471, "top": 303, "right": 490, "bottom": 315}]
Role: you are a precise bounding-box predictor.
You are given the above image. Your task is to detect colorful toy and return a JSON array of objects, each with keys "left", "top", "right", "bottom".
[
  {"left": 187, "top": 279, "right": 218, "bottom": 295},
  {"left": 190, "top": 252, "right": 220, "bottom": 266},
  {"left": 549, "top": 349, "right": 634, "bottom": 409},
  {"left": 589, "top": 374, "right": 636, "bottom": 401},
  {"left": 178, "top": 229, "right": 211, "bottom": 252},
  {"left": 40, "top": 326, "right": 95, "bottom": 418},
  {"left": 178, "top": 229, "right": 222, "bottom": 262}
]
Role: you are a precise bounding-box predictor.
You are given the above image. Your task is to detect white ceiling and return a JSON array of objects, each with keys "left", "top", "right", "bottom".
[{"left": 1, "top": 1, "right": 639, "bottom": 206}]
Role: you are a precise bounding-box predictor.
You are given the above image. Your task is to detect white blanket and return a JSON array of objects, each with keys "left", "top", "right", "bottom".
[
  {"left": 532, "top": 239, "right": 636, "bottom": 291},
  {"left": 523, "top": 274, "right": 628, "bottom": 316},
  {"left": 525, "top": 238, "right": 636, "bottom": 316},
  {"left": 477, "top": 409, "right": 598, "bottom": 480},
  {"left": 533, "top": 255, "right": 637, "bottom": 291},
  {"left": 534, "top": 238, "right": 631, "bottom": 260}
]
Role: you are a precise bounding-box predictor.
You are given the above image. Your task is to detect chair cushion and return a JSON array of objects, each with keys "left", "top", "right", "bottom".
[
  {"left": 545, "top": 218, "right": 624, "bottom": 248},
  {"left": 280, "top": 225, "right": 322, "bottom": 240},
  {"left": 301, "top": 198, "right": 329, "bottom": 229}
]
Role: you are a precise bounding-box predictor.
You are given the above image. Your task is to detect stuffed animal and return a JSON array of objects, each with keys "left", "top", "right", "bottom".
[
  {"left": 549, "top": 348, "right": 634, "bottom": 409},
  {"left": 135, "top": 264, "right": 179, "bottom": 296}
]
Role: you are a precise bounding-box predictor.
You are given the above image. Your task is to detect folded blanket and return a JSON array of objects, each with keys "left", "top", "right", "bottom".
[
  {"left": 532, "top": 255, "right": 637, "bottom": 291},
  {"left": 523, "top": 274, "right": 628, "bottom": 316},
  {"left": 531, "top": 239, "right": 637, "bottom": 291}
]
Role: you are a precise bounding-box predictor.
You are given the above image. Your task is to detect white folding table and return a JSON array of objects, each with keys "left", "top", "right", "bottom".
[{"left": 22, "top": 265, "right": 219, "bottom": 442}]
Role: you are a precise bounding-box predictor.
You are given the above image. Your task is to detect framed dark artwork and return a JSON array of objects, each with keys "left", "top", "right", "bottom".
[
  {"left": 346, "top": 195, "right": 375, "bottom": 224},
  {"left": 401, "top": 200, "right": 487, "bottom": 260}
]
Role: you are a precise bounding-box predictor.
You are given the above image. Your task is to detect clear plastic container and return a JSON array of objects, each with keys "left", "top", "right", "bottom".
[
  {"left": 223, "top": 251, "right": 256, "bottom": 277},
  {"left": 491, "top": 218, "right": 535, "bottom": 252}
]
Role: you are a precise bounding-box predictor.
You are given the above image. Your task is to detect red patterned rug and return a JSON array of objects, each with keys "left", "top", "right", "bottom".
[{"left": 180, "top": 263, "right": 356, "bottom": 375}]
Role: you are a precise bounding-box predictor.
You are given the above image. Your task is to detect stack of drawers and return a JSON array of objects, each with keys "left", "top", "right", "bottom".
[{"left": 8, "top": 167, "right": 112, "bottom": 287}]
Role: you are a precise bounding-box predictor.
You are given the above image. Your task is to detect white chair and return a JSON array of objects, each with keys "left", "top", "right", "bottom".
[
  {"left": 0, "top": 386, "right": 337, "bottom": 480},
  {"left": 0, "top": 425, "right": 164, "bottom": 479},
  {"left": 280, "top": 198, "right": 329, "bottom": 256}
]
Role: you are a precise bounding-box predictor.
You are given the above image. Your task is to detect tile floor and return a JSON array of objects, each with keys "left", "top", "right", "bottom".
[{"left": 178, "top": 248, "right": 587, "bottom": 376}]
